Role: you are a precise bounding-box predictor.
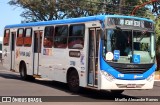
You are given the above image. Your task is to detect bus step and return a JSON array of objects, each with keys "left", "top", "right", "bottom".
[
  {"left": 87, "top": 84, "right": 98, "bottom": 88},
  {"left": 86, "top": 85, "right": 98, "bottom": 89},
  {"left": 10, "top": 69, "right": 15, "bottom": 72},
  {"left": 33, "top": 75, "right": 41, "bottom": 78}
]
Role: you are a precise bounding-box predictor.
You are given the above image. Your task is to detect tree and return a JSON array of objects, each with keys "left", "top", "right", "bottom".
[
  {"left": 57, "top": 0, "right": 99, "bottom": 18},
  {"left": 92, "top": 0, "right": 149, "bottom": 16},
  {"left": 8, "top": 0, "right": 158, "bottom": 22},
  {"left": 156, "top": 17, "right": 160, "bottom": 37},
  {"left": 8, "top": 0, "right": 64, "bottom": 22},
  {"left": 9, "top": 0, "right": 101, "bottom": 21}
]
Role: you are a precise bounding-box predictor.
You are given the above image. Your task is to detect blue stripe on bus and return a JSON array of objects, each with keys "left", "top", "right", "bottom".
[
  {"left": 5, "top": 15, "right": 153, "bottom": 28},
  {"left": 5, "top": 15, "right": 107, "bottom": 28},
  {"left": 100, "top": 40, "right": 156, "bottom": 80}
]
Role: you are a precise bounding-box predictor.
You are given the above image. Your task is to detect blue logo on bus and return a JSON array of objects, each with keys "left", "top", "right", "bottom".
[
  {"left": 114, "top": 50, "right": 120, "bottom": 60},
  {"left": 133, "top": 54, "right": 140, "bottom": 64}
]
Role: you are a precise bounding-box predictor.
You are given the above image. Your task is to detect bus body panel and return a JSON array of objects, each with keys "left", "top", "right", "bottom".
[
  {"left": 16, "top": 47, "right": 33, "bottom": 74},
  {"left": 39, "top": 48, "right": 68, "bottom": 82},
  {"left": 37, "top": 21, "right": 101, "bottom": 87}
]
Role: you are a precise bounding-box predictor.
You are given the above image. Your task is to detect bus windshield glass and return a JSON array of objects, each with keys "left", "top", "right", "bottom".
[{"left": 103, "top": 29, "right": 155, "bottom": 64}]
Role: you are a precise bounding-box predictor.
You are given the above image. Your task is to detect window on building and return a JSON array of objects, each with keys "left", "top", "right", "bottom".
[
  {"left": 68, "top": 24, "right": 85, "bottom": 49},
  {"left": 16, "top": 28, "right": 24, "bottom": 46},
  {"left": 24, "top": 28, "right": 32, "bottom": 47},
  {"left": 3, "top": 29, "right": 10, "bottom": 46},
  {"left": 54, "top": 25, "right": 68, "bottom": 48},
  {"left": 43, "top": 26, "right": 54, "bottom": 48}
]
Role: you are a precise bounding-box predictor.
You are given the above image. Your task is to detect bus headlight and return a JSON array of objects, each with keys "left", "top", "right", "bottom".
[
  {"left": 101, "top": 70, "right": 115, "bottom": 81},
  {"left": 146, "top": 73, "right": 154, "bottom": 82}
]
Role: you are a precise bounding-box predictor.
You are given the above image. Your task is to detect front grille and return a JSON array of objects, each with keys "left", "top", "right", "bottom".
[
  {"left": 113, "top": 68, "right": 148, "bottom": 74},
  {"left": 116, "top": 84, "right": 144, "bottom": 88},
  {"left": 107, "top": 62, "right": 154, "bottom": 74}
]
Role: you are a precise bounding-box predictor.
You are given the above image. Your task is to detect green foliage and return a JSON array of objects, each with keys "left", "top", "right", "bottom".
[
  {"left": 155, "top": 18, "right": 160, "bottom": 55},
  {"left": 155, "top": 18, "right": 160, "bottom": 37},
  {"left": 143, "top": 10, "right": 160, "bottom": 55},
  {"left": 8, "top": 0, "right": 151, "bottom": 22},
  {"left": 58, "top": 0, "right": 98, "bottom": 18},
  {"left": 9, "top": 0, "right": 60, "bottom": 21},
  {"left": 144, "top": 10, "right": 160, "bottom": 38}
]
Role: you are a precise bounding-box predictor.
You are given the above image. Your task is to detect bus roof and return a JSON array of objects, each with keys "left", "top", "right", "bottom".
[{"left": 5, "top": 15, "right": 154, "bottom": 28}]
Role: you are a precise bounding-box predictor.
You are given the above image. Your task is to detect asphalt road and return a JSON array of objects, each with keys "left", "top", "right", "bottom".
[{"left": 0, "top": 63, "right": 160, "bottom": 105}]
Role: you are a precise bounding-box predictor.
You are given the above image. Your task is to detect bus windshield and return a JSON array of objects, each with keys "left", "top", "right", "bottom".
[{"left": 103, "top": 29, "right": 155, "bottom": 64}]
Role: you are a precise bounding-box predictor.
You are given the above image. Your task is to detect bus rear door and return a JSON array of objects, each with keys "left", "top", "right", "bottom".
[
  {"left": 33, "top": 30, "right": 42, "bottom": 76},
  {"left": 10, "top": 32, "right": 16, "bottom": 70}
]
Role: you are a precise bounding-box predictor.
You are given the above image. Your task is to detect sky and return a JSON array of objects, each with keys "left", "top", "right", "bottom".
[{"left": 0, "top": 0, "right": 23, "bottom": 37}]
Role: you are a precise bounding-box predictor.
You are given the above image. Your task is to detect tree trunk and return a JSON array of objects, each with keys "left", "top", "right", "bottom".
[{"left": 119, "top": 0, "right": 125, "bottom": 14}]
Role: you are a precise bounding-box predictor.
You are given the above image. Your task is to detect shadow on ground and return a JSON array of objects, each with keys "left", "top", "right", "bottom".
[{"left": 0, "top": 71, "right": 138, "bottom": 102}]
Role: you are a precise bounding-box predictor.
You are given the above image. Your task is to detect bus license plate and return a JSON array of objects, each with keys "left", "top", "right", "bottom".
[{"left": 127, "top": 84, "right": 136, "bottom": 88}]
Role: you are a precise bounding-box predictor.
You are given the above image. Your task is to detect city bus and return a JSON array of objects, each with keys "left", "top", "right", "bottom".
[{"left": 2, "top": 15, "right": 156, "bottom": 94}]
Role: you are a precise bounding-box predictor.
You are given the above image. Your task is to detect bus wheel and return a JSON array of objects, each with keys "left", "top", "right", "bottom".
[
  {"left": 67, "top": 70, "right": 80, "bottom": 93},
  {"left": 20, "top": 63, "right": 28, "bottom": 80},
  {"left": 111, "top": 90, "right": 124, "bottom": 94}
]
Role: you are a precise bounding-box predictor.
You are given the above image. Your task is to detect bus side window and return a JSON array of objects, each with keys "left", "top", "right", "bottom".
[
  {"left": 54, "top": 25, "right": 68, "bottom": 48},
  {"left": 16, "top": 28, "right": 24, "bottom": 46},
  {"left": 24, "top": 28, "right": 32, "bottom": 47},
  {"left": 3, "top": 29, "right": 10, "bottom": 46},
  {"left": 43, "top": 26, "right": 54, "bottom": 48},
  {"left": 68, "top": 24, "right": 85, "bottom": 49}
]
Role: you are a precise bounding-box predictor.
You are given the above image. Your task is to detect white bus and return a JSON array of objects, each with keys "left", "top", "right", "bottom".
[{"left": 2, "top": 15, "right": 156, "bottom": 94}]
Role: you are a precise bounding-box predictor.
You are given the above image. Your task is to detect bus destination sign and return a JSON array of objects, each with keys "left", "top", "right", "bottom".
[{"left": 107, "top": 18, "right": 153, "bottom": 30}]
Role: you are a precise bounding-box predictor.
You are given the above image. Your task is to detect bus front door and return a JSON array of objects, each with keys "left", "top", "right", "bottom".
[
  {"left": 88, "top": 28, "right": 100, "bottom": 87},
  {"left": 10, "top": 32, "right": 16, "bottom": 70},
  {"left": 33, "top": 31, "right": 42, "bottom": 76}
]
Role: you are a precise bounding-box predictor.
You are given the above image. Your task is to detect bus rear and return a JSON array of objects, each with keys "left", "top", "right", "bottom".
[{"left": 99, "top": 16, "right": 156, "bottom": 91}]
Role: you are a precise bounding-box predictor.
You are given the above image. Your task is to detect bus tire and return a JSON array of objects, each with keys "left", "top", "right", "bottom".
[
  {"left": 111, "top": 90, "right": 124, "bottom": 94},
  {"left": 20, "top": 63, "right": 28, "bottom": 80},
  {"left": 20, "top": 63, "right": 35, "bottom": 81},
  {"left": 67, "top": 70, "right": 80, "bottom": 93}
]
